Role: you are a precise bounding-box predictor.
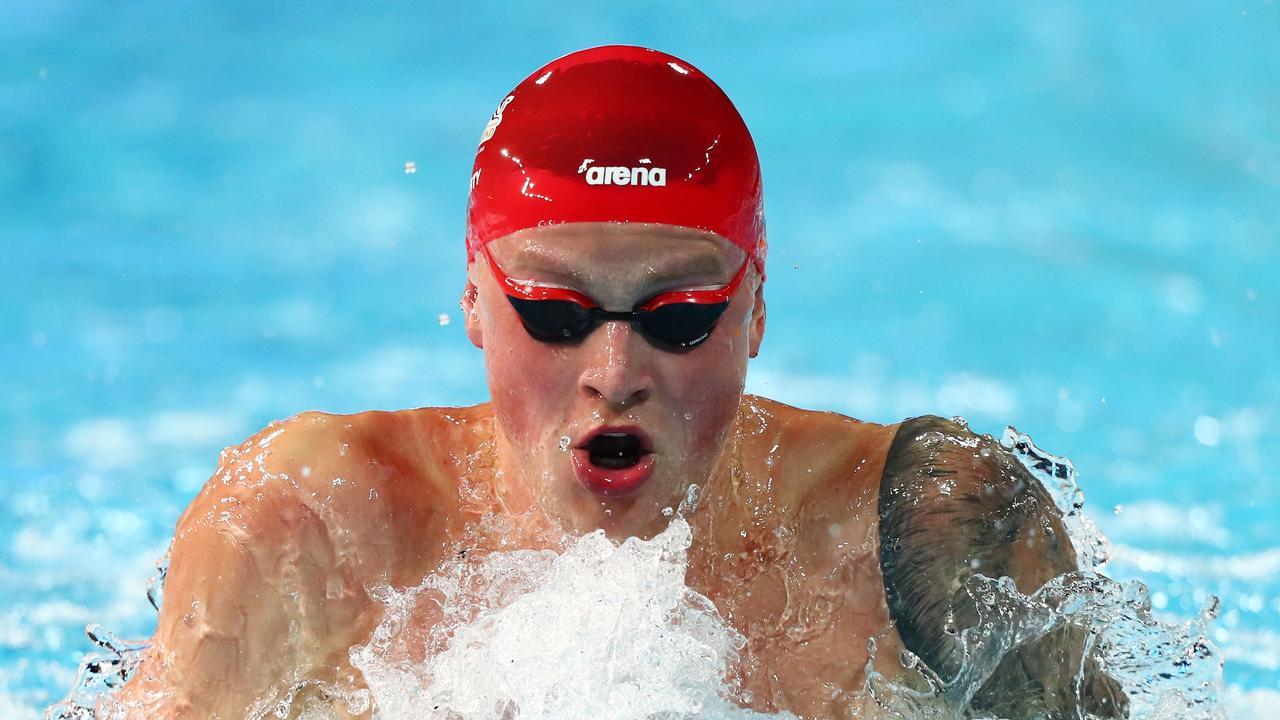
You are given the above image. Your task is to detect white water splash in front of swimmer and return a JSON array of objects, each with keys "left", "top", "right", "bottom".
[{"left": 349, "top": 510, "right": 791, "bottom": 720}]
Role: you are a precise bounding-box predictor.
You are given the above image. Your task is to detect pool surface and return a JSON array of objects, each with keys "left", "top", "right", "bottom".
[{"left": 2, "top": 2, "right": 1278, "bottom": 716}]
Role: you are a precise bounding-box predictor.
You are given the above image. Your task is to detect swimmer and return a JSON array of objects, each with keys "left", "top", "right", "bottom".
[{"left": 113, "top": 46, "right": 1126, "bottom": 719}]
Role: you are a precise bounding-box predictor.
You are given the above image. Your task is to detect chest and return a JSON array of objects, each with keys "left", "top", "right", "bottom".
[{"left": 683, "top": 485, "right": 906, "bottom": 716}]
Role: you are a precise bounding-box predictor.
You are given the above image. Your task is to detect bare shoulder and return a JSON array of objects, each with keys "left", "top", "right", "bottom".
[
  {"left": 737, "top": 394, "right": 899, "bottom": 502},
  {"left": 118, "top": 405, "right": 491, "bottom": 717},
  {"left": 184, "top": 404, "right": 493, "bottom": 579}
]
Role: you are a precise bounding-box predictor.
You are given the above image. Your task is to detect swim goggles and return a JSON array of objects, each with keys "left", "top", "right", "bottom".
[{"left": 481, "top": 246, "right": 750, "bottom": 352}]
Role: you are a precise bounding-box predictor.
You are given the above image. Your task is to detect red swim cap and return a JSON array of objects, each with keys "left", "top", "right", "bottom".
[{"left": 465, "top": 45, "right": 766, "bottom": 278}]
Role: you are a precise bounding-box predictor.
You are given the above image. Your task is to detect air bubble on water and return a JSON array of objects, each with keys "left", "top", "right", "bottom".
[
  {"left": 404, "top": 161, "right": 417, "bottom": 174},
  {"left": 438, "top": 313, "right": 451, "bottom": 326}
]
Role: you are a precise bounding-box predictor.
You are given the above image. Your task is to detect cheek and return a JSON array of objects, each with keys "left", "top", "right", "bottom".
[
  {"left": 659, "top": 316, "right": 750, "bottom": 453},
  {"left": 480, "top": 300, "right": 577, "bottom": 447}
]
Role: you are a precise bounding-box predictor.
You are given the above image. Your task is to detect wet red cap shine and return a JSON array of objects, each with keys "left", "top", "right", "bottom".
[{"left": 465, "top": 45, "right": 766, "bottom": 278}]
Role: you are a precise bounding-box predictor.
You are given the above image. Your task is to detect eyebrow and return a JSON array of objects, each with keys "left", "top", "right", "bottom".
[{"left": 506, "top": 248, "right": 732, "bottom": 291}]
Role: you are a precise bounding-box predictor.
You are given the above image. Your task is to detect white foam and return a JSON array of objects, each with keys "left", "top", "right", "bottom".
[
  {"left": 1101, "top": 500, "right": 1231, "bottom": 548},
  {"left": 1110, "top": 544, "right": 1280, "bottom": 583},
  {"left": 935, "top": 373, "right": 1019, "bottom": 417},
  {"left": 350, "top": 517, "right": 792, "bottom": 720},
  {"left": 1215, "top": 627, "right": 1280, "bottom": 672},
  {"left": 1223, "top": 686, "right": 1280, "bottom": 720},
  {"left": 144, "top": 410, "right": 240, "bottom": 448},
  {"left": 62, "top": 410, "right": 246, "bottom": 473},
  {"left": 746, "top": 364, "right": 1019, "bottom": 421},
  {"left": 62, "top": 418, "right": 140, "bottom": 470}
]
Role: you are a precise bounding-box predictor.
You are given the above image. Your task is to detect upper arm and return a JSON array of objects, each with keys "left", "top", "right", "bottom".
[
  {"left": 115, "top": 417, "right": 381, "bottom": 719},
  {"left": 879, "top": 415, "right": 1076, "bottom": 668},
  {"left": 878, "top": 416, "right": 1126, "bottom": 718}
]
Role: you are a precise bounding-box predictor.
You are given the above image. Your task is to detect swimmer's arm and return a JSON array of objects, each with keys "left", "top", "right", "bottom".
[
  {"left": 114, "top": 494, "right": 298, "bottom": 718},
  {"left": 878, "top": 415, "right": 1128, "bottom": 719},
  {"left": 114, "top": 425, "right": 376, "bottom": 719}
]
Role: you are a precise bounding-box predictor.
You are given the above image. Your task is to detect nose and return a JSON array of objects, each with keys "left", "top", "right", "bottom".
[{"left": 578, "top": 321, "right": 654, "bottom": 408}]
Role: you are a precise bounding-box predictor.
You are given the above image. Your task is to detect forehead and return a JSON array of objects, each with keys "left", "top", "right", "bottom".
[{"left": 487, "top": 223, "right": 741, "bottom": 283}]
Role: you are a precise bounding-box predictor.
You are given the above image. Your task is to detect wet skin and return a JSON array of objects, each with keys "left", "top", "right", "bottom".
[
  {"left": 114, "top": 400, "right": 907, "bottom": 719},
  {"left": 112, "top": 225, "right": 1097, "bottom": 718}
]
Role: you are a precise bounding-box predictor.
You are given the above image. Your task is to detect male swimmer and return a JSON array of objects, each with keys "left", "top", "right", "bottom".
[{"left": 114, "top": 46, "right": 1126, "bottom": 719}]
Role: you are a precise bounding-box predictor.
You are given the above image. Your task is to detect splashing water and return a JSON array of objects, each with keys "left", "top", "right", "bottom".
[
  {"left": 46, "top": 425, "right": 1227, "bottom": 719},
  {"left": 349, "top": 513, "right": 788, "bottom": 720},
  {"left": 864, "top": 426, "right": 1224, "bottom": 719}
]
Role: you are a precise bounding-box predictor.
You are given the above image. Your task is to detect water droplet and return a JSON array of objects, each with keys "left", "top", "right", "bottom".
[
  {"left": 146, "top": 552, "right": 169, "bottom": 611},
  {"left": 1202, "top": 594, "right": 1221, "bottom": 620},
  {"left": 558, "top": 436, "right": 571, "bottom": 452},
  {"left": 403, "top": 161, "right": 417, "bottom": 174},
  {"left": 438, "top": 313, "right": 451, "bottom": 326}
]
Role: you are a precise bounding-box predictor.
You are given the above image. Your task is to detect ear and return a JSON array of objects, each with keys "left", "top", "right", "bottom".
[
  {"left": 747, "top": 278, "right": 766, "bottom": 358},
  {"left": 461, "top": 268, "right": 484, "bottom": 349}
]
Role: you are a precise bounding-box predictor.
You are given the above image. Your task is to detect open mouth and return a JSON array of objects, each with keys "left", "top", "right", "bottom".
[
  {"left": 585, "top": 432, "right": 648, "bottom": 469},
  {"left": 571, "top": 427, "right": 656, "bottom": 497}
]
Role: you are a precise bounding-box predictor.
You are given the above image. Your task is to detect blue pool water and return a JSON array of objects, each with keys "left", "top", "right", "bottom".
[{"left": 2, "top": 2, "right": 1277, "bottom": 716}]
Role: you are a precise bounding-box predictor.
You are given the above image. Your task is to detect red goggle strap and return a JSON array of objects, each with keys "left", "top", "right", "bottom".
[{"left": 638, "top": 256, "right": 750, "bottom": 312}]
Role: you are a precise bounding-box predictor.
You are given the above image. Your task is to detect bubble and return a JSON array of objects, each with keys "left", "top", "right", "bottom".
[
  {"left": 1162, "top": 274, "right": 1204, "bottom": 315},
  {"left": 1193, "top": 416, "right": 1222, "bottom": 447}
]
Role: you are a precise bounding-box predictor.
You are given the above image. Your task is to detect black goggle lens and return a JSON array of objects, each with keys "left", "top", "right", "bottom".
[
  {"left": 506, "top": 297, "right": 729, "bottom": 351},
  {"left": 639, "top": 302, "right": 729, "bottom": 349},
  {"left": 506, "top": 297, "right": 595, "bottom": 342}
]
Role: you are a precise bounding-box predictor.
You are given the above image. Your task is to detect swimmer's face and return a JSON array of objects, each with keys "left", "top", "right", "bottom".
[{"left": 463, "top": 223, "right": 765, "bottom": 538}]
